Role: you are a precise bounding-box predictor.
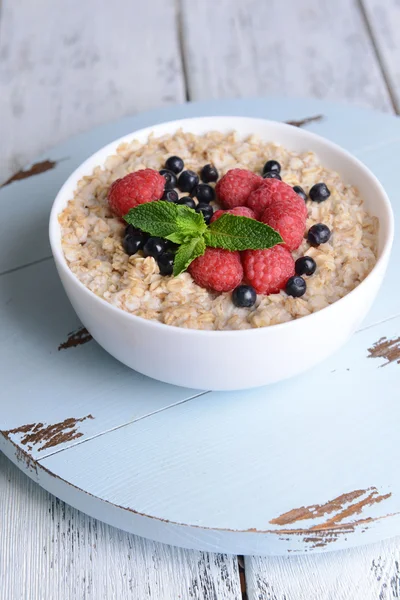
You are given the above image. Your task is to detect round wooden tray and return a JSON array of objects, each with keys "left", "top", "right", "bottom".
[{"left": 1, "top": 97, "right": 400, "bottom": 556}]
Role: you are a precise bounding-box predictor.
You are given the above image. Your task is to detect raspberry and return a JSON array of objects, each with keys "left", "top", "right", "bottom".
[
  {"left": 189, "top": 248, "right": 243, "bottom": 292},
  {"left": 210, "top": 206, "right": 256, "bottom": 223},
  {"left": 108, "top": 169, "right": 165, "bottom": 217},
  {"left": 215, "top": 169, "right": 262, "bottom": 209},
  {"left": 261, "top": 203, "right": 306, "bottom": 251},
  {"left": 243, "top": 246, "right": 295, "bottom": 295},
  {"left": 247, "top": 179, "right": 308, "bottom": 220}
]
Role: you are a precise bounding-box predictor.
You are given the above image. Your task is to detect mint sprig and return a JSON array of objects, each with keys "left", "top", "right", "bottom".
[{"left": 124, "top": 201, "right": 283, "bottom": 275}]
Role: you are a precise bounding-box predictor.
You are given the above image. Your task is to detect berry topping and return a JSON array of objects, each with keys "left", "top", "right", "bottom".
[
  {"left": 159, "top": 168, "right": 177, "bottom": 190},
  {"left": 309, "top": 182, "right": 331, "bottom": 203},
  {"left": 189, "top": 247, "right": 243, "bottom": 292},
  {"left": 215, "top": 168, "right": 262, "bottom": 209},
  {"left": 262, "top": 203, "right": 306, "bottom": 251},
  {"left": 176, "top": 196, "right": 196, "bottom": 209},
  {"left": 191, "top": 183, "right": 215, "bottom": 203},
  {"left": 123, "top": 232, "right": 146, "bottom": 256},
  {"left": 285, "top": 275, "right": 307, "bottom": 297},
  {"left": 210, "top": 205, "right": 256, "bottom": 223},
  {"left": 200, "top": 164, "right": 219, "bottom": 183},
  {"left": 243, "top": 246, "right": 295, "bottom": 295},
  {"left": 307, "top": 223, "right": 331, "bottom": 246},
  {"left": 108, "top": 169, "right": 165, "bottom": 217},
  {"left": 247, "top": 179, "right": 307, "bottom": 220},
  {"left": 232, "top": 284, "right": 257, "bottom": 308},
  {"left": 262, "top": 160, "right": 281, "bottom": 175},
  {"left": 178, "top": 170, "right": 199, "bottom": 193},
  {"left": 158, "top": 252, "right": 175, "bottom": 276},
  {"left": 263, "top": 171, "right": 282, "bottom": 180},
  {"left": 295, "top": 256, "right": 317, "bottom": 276},
  {"left": 143, "top": 237, "right": 166, "bottom": 259},
  {"left": 196, "top": 203, "right": 214, "bottom": 224},
  {"left": 293, "top": 185, "right": 307, "bottom": 201},
  {"left": 162, "top": 189, "right": 179, "bottom": 202},
  {"left": 165, "top": 156, "right": 184, "bottom": 174}
]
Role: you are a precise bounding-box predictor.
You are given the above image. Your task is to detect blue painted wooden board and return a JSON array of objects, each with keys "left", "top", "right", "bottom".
[{"left": 1, "top": 97, "right": 400, "bottom": 555}]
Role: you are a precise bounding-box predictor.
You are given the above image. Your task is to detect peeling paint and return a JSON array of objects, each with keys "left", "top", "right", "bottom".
[
  {"left": 2, "top": 415, "right": 94, "bottom": 452},
  {"left": 0, "top": 159, "right": 64, "bottom": 187},
  {"left": 58, "top": 326, "right": 92, "bottom": 350},
  {"left": 285, "top": 115, "right": 323, "bottom": 127},
  {"left": 367, "top": 336, "right": 400, "bottom": 366}
]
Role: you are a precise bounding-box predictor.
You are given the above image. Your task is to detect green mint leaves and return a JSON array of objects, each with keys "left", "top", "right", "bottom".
[{"left": 124, "top": 201, "right": 283, "bottom": 276}]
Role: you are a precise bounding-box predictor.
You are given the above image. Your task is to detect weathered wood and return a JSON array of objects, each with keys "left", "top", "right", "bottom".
[
  {"left": 0, "top": 453, "right": 241, "bottom": 600},
  {"left": 180, "top": 0, "right": 392, "bottom": 112},
  {"left": 0, "top": 0, "right": 185, "bottom": 183}
]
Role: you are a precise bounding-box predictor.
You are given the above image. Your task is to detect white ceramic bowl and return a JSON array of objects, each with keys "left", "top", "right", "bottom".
[{"left": 49, "top": 116, "right": 394, "bottom": 390}]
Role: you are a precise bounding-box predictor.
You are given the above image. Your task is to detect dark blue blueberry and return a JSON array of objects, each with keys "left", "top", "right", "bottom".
[
  {"left": 309, "top": 182, "right": 330, "bottom": 203},
  {"left": 262, "top": 160, "right": 281, "bottom": 175},
  {"left": 191, "top": 183, "right": 215, "bottom": 203},
  {"left": 143, "top": 237, "right": 166, "bottom": 259},
  {"left": 196, "top": 203, "right": 214, "bottom": 223},
  {"left": 165, "top": 156, "right": 184, "bottom": 174},
  {"left": 295, "top": 256, "right": 317, "bottom": 276},
  {"left": 293, "top": 185, "right": 307, "bottom": 202},
  {"left": 123, "top": 233, "right": 146, "bottom": 256},
  {"left": 176, "top": 196, "right": 196, "bottom": 209},
  {"left": 200, "top": 164, "right": 219, "bottom": 183},
  {"left": 125, "top": 224, "right": 143, "bottom": 237},
  {"left": 159, "top": 169, "right": 177, "bottom": 190},
  {"left": 177, "top": 170, "right": 199, "bottom": 193},
  {"left": 158, "top": 252, "right": 174, "bottom": 276},
  {"left": 232, "top": 285, "right": 257, "bottom": 308},
  {"left": 285, "top": 276, "right": 306, "bottom": 297},
  {"left": 162, "top": 189, "right": 179, "bottom": 202},
  {"left": 307, "top": 223, "right": 331, "bottom": 246},
  {"left": 263, "top": 171, "right": 282, "bottom": 180}
]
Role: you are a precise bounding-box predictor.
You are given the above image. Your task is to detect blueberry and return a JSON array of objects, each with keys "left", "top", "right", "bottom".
[
  {"left": 125, "top": 224, "right": 143, "bottom": 237},
  {"left": 232, "top": 285, "right": 257, "bottom": 308},
  {"left": 196, "top": 203, "right": 214, "bottom": 223},
  {"left": 263, "top": 171, "right": 282, "bottom": 180},
  {"left": 307, "top": 223, "right": 331, "bottom": 246},
  {"left": 200, "top": 164, "right": 219, "bottom": 183},
  {"left": 165, "top": 156, "right": 184, "bottom": 174},
  {"left": 309, "top": 182, "right": 331, "bottom": 203},
  {"left": 191, "top": 183, "right": 215, "bottom": 203},
  {"left": 177, "top": 169, "right": 199, "bottom": 193},
  {"left": 295, "top": 256, "right": 317, "bottom": 276},
  {"left": 143, "top": 237, "right": 166, "bottom": 259},
  {"left": 123, "top": 233, "right": 146, "bottom": 256},
  {"left": 293, "top": 185, "right": 307, "bottom": 202},
  {"left": 285, "top": 276, "right": 306, "bottom": 297},
  {"left": 262, "top": 160, "right": 281, "bottom": 175},
  {"left": 159, "top": 169, "right": 177, "bottom": 190},
  {"left": 162, "top": 189, "right": 179, "bottom": 202},
  {"left": 158, "top": 252, "right": 174, "bottom": 276},
  {"left": 176, "top": 196, "right": 196, "bottom": 209}
]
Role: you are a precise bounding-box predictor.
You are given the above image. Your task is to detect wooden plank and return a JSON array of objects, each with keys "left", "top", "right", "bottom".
[
  {"left": 0, "top": 452, "right": 241, "bottom": 600},
  {"left": 361, "top": 0, "right": 400, "bottom": 114},
  {"left": 0, "top": 0, "right": 185, "bottom": 183},
  {"left": 180, "top": 0, "right": 392, "bottom": 112}
]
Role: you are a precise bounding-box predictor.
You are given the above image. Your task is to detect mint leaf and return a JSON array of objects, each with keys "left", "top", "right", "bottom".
[
  {"left": 204, "top": 214, "right": 283, "bottom": 251},
  {"left": 173, "top": 236, "right": 206, "bottom": 276},
  {"left": 124, "top": 201, "right": 181, "bottom": 238},
  {"left": 175, "top": 205, "right": 207, "bottom": 238}
]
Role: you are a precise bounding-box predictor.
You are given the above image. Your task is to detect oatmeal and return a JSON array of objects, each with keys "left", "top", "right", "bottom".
[{"left": 59, "top": 131, "right": 378, "bottom": 330}]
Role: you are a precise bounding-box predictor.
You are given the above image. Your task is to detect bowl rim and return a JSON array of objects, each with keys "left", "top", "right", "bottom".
[{"left": 49, "top": 115, "right": 395, "bottom": 338}]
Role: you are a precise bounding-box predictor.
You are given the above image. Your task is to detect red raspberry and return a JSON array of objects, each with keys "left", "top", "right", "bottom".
[
  {"left": 261, "top": 203, "right": 306, "bottom": 251},
  {"left": 210, "top": 206, "right": 256, "bottom": 223},
  {"left": 215, "top": 169, "right": 262, "bottom": 209},
  {"left": 108, "top": 169, "right": 165, "bottom": 217},
  {"left": 243, "top": 246, "right": 295, "bottom": 295},
  {"left": 247, "top": 179, "right": 308, "bottom": 220},
  {"left": 189, "top": 248, "right": 243, "bottom": 292}
]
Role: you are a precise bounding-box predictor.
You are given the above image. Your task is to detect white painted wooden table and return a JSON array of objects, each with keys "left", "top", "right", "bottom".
[{"left": 2, "top": 0, "right": 400, "bottom": 597}]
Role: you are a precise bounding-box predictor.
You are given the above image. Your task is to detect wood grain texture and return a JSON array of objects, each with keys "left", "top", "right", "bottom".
[
  {"left": 0, "top": 452, "right": 241, "bottom": 600},
  {"left": 0, "top": 0, "right": 185, "bottom": 183},
  {"left": 361, "top": 0, "right": 400, "bottom": 114},
  {"left": 180, "top": 0, "right": 392, "bottom": 112}
]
